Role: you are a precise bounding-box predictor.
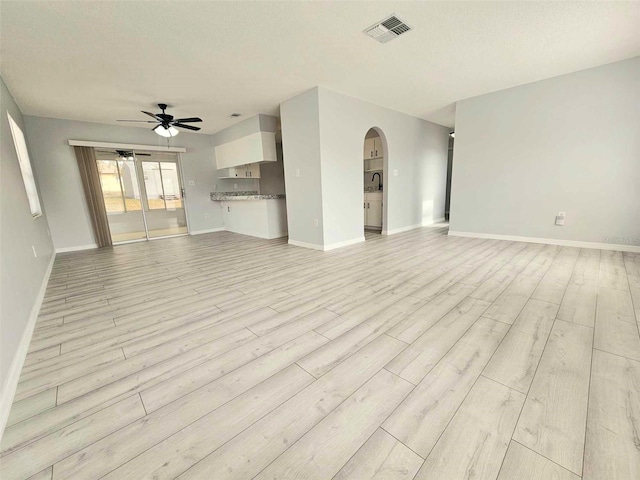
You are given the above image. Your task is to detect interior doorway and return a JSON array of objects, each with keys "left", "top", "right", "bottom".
[
  {"left": 363, "top": 128, "right": 384, "bottom": 234},
  {"left": 95, "top": 148, "right": 188, "bottom": 244}
]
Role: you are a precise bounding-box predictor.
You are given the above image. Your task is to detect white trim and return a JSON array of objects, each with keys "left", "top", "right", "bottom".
[
  {"left": 382, "top": 223, "right": 421, "bottom": 236},
  {"left": 148, "top": 233, "right": 189, "bottom": 241},
  {"left": 448, "top": 231, "right": 640, "bottom": 253},
  {"left": 55, "top": 243, "right": 98, "bottom": 253},
  {"left": 0, "top": 252, "right": 56, "bottom": 440},
  {"left": 189, "top": 227, "right": 226, "bottom": 236},
  {"left": 288, "top": 239, "right": 325, "bottom": 251},
  {"left": 68, "top": 140, "right": 186, "bottom": 153},
  {"left": 112, "top": 239, "right": 147, "bottom": 246},
  {"left": 382, "top": 217, "right": 446, "bottom": 236},
  {"left": 288, "top": 236, "right": 365, "bottom": 251},
  {"left": 323, "top": 236, "right": 365, "bottom": 251}
]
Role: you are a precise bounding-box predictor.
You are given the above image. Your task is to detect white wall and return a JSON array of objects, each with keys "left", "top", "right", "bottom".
[
  {"left": 450, "top": 57, "right": 640, "bottom": 248},
  {"left": 0, "top": 77, "right": 54, "bottom": 430},
  {"left": 23, "top": 116, "right": 251, "bottom": 249},
  {"left": 281, "top": 87, "right": 449, "bottom": 249}
]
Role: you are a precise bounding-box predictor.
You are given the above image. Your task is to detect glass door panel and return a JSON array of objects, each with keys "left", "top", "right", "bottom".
[
  {"left": 96, "top": 149, "right": 147, "bottom": 243},
  {"left": 138, "top": 152, "right": 187, "bottom": 239}
]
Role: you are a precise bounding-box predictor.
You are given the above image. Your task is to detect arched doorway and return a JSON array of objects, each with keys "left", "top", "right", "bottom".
[{"left": 363, "top": 127, "right": 387, "bottom": 235}]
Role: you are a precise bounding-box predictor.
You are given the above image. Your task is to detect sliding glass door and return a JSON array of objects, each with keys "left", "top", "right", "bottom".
[
  {"left": 138, "top": 152, "right": 188, "bottom": 239},
  {"left": 95, "top": 149, "right": 188, "bottom": 244}
]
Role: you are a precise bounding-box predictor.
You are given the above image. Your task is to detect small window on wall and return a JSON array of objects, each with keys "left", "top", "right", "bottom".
[{"left": 7, "top": 113, "right": 42, "bottom": 218}]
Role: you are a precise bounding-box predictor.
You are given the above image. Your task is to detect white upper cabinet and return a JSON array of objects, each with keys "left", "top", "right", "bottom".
[
  {"left": 218, "top": 163, "right": 261, "bottom": 179},
  {"left": 373, "top": 137, "right": 383, "bottom": 158},
  {"left": 364, "top": 138, "right": 375, "bottom": 159},
  {"left": 363, "top": 137, "right": 383, "bottom": 160},
  {"left": 215, "top": 131, "right": 276, "bottom": 169},
  {"left": 246, "top": 163, "right": 261, "bottom": 178}
]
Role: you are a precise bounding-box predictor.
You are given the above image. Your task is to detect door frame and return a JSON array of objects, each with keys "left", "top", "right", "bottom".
[
  {"left": 135, "top": 150, "right": 190, "bottom": 242},
  {"left": 100, "top": 149, "right": 190, "bottom": 245},
  {"left": 363, "top": 127, "right": 387, "bottom": 234}
]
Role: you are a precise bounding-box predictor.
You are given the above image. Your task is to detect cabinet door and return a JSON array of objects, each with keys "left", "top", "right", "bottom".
[
  {"left": 373, "top": 138, "right": 383, "bottom": 159},
  {"left": 247, "top": 163, "right": 261, "bottom": 178},
  {"left": 364, "top": 198, "right": 367, "bottom": 224},
  {"left": 367, "top": 198, "right": 382, "bottom": 227},
  {"left": 363, "top": 138, "right": 375, "bottom": 159},
  {"left": 222, "top": 203, "right": 230, "bottom": 226},
  {"left": 219, "top": 167, "right": 242, "bottom": 178}
]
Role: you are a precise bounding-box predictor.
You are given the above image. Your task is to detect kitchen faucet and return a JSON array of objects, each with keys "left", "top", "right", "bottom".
[{"left": 372, "top": 172, "right": 382, "bottom": 191}]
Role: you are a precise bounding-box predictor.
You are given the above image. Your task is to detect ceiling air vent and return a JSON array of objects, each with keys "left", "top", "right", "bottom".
[{"left": 364, "top": 14, "right": 412, "bottom": 43}]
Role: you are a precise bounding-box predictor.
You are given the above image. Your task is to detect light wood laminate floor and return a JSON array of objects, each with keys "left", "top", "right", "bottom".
[{"left": 2, "top": 227, "right": 639, "bottom": 480}]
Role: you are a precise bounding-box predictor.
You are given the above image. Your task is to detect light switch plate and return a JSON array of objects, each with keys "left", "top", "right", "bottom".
[
  {"left": 555, "top": 211, "right": 566, "bottom": 226},
  {"left": 188, "top": 180, "right": 195, "bottom": 186},
  {"left": 393, "top": 169, "right": 398, "bottom": 176}
]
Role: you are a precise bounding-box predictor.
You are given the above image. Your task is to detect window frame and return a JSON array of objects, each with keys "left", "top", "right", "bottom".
[{"left": 7, "top": 112, "right": 43, "bottom": 218}]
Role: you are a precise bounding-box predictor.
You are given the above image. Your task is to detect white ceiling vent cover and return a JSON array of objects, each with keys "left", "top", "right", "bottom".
[{"left": 364, "top": 14, "right": 412, "bottom": 44}]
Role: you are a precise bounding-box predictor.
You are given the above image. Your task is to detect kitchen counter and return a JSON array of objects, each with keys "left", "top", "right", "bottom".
[
  {"left": 210, "top": 191, "right": 285, "bottom": 201},
  {"left": 210, "top": 191, "right": 287, "bottom": 239}
]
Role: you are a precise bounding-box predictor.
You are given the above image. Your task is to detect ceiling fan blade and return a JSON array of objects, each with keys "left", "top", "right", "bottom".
[
  {"left": 173, "top": 117, "right": 202, "bottom": 123},
  {"left": 173, "top": 123, "right": 201, "bottom": 131},
  {"left": 142, "top": 111, "right": 162, "bottom": 121},
  {"left": 117, "top": 120, "right": 159, "bottom": 123}
]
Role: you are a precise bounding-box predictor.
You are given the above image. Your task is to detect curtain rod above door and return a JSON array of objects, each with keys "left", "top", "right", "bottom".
[{"left": 68, "top": 140, "right": 187, "bottom": 153}]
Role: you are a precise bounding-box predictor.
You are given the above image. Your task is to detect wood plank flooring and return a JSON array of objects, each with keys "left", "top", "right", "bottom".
[{"left": 2, "top": 227, "right": 639, "bottom": 479}]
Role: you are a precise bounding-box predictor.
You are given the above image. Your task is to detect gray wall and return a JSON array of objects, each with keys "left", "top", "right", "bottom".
[
  {"left": 259, "top": 142, "right": 286, "bottom": 195},
  {"left": 281, "top": 87, "right": 448, "bottom": 249},
  {"left": 280, "top": 89, "right": 325, "bottom": 246},
  {"left": 317, "top": 87, "right": 449, "bottom": 246},
  {"left": 0, "top": 78, "right": 54, "bottom": 401},
  {"left": 23, "top": 116, "right": 245, "bottom": 249},
  {"left": 450, "top": 57, "right": 640, "bottom": 247}
]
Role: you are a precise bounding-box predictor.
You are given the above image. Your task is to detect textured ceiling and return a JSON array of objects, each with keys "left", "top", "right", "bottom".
[{"left": 1, "top": 1, "right": 638, "bottom": 133}]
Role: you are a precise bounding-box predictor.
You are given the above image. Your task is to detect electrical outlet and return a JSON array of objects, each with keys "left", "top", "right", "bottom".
[
  {"left": 313, "top": 218, "right": 319, "bottom": 227},
  {"left": 204, "top": 213, "right": 210, "bottom": 219},
  {"left": 188, "top": 180, "right": 195, "bottom": 186},
  {"left": 234, "top": 183, "right": 238, "bottom": 190},
  {"left": 213, "top": 184, "right": 217, "bottom": 191},
  {"left": 32, "top": 245, "right": 37, "bottom": 258},
  {"left": 555, "top": 211, "right": 566, "bottom": 226},
  {"left": 296, "top": 169, "right": 300, "bottom": 177},
  {"left": 393, "top": 169, "right": 398, "bottom": 176}
]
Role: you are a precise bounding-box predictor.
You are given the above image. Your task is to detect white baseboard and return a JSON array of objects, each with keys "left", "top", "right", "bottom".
[
  {"left": 448, "top": 230, "right": 640, "bottom": 253},
  {"left": 288, "top": 239, "right": 325, "bottom": 251},
  {"left": 55, "top": 243, "right": 97, "bottom": 253},
  {"left": 189, "top": 227, "right": 225, "bottom": 236},
  {"left": 323, "top": 236, "right": 365, "bottom": 251},
  {"left": 0, "top": 252, "right": 56, "bottom": 440},
  {"left": 382, "top": 224, "right": 421, "bottom": 236},
  {"left": 265, "top": 231, "right": 288, "bottom": 240},
  {"left": 288, "top": 236, "right": 365, "bottom": 251},
  {"left": 382, "top": 217, "right": 446, "bottom": 236}
]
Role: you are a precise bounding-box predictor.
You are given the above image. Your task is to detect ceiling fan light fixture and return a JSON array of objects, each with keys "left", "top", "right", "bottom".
[{"left": 154, "top": 124, "right": 179, "bottom": 138}]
